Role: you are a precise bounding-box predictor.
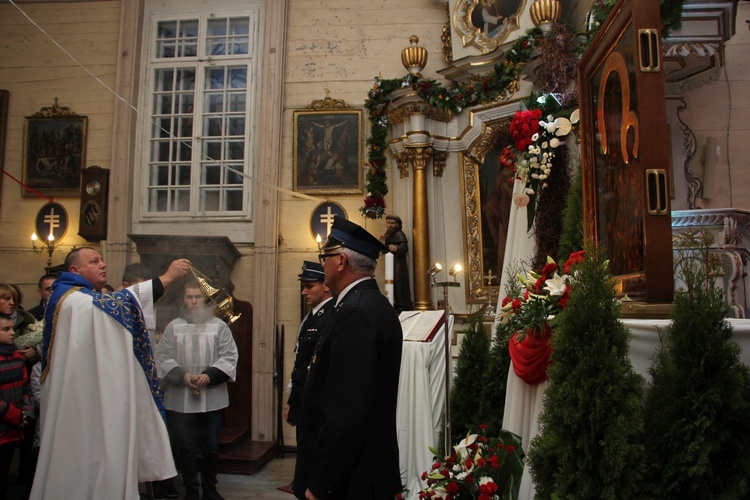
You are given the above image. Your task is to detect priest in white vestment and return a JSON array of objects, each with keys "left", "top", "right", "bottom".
[{"left": 30, "top": 248, "right": 191, "bottom": 500}]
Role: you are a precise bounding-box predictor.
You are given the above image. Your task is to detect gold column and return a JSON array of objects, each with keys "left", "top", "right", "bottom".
[{"left": 408, "top": 145, "right": 434, "bottom": 310}]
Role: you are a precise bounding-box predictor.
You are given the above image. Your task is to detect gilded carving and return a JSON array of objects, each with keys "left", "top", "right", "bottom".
[
  {"left": 306, "top": 89, "right": 353, "bottom": 110},
  {"left": 407, "top": 146, "right": 433, "bottom": 171},
  {"left": 387, "top": 103, "right": 453, "bottom": 126},
  {"left": 394, "top": 151, "right": 410, "bottom": 179},
  {"left": 597, "top": 51, "right": 639, "bottom": 164},
  {"left": 433, "top": 151, "right": 449, "bottom": 177},
  {"left": 453, "top": 0, "right": 526, "bottom": 54}
]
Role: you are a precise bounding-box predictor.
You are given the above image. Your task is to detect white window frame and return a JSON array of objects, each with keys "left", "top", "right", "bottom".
[{"left": 133, "top": 4, "right": 261, "bottom": 241}]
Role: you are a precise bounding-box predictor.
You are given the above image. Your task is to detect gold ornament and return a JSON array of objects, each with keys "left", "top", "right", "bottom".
[
  {"left": 401, "top": 35, "right": 428, "bottom": 76},
  {"left": 530, "top": 0, "right": 561, "bottom": 31}
]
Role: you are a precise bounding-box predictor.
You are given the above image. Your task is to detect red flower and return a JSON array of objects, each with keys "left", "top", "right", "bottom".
[
  {"left": 564, "top": 250, "right": 586, "bottom": 273},
  {"left": 501, "top": 296, "right": 511, "bottom": 307},
  {"left": 535, "top": 276, "right": 547, "bottom": 291},
  {"left": 507, "top": 445, "right": 515, "bottom": 453},
  {"left": 477, "top": 457, "right": 487, "bottom": 467},
  {"left": 479, "top": 423, "right": 489, "bottom": 430},
  {"left": 489, "top": 454, "right": 500, "bottom": 468},
  {"left": 465, "top": 458, "right": 474, "bottom": 469},
  {"left": 480, "top": 481, "right": 499, "bottom": 495},
  {"left": 523, "top": 289, "right": 530, "bottom": 300},
  {"left": 541, "top": 262, "right": 557, "bottom": 276},
  {"left": 509, "top": 109, "right": 542, "bottom": 151},
  {"left": 446, "top": 482, "right": 460, "bottom": 494},
  {"left": 511, "top": 298, "right": 522, "bottom": 311},
  {"left": 421, "top": 471, "right": 428, "bottom": 481}
]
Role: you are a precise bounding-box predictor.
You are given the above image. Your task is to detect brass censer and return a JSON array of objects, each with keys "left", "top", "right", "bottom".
[{"left": 188, "top": 265, "right": 242, "bottom": 325}]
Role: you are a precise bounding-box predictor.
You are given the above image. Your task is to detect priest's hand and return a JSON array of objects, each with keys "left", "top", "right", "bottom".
[
  {"left": 304, "top": 489, "right": 321, "bottom": 500},
  {"left": 160, "top": 259, "right": 192, "bottom": 289}
]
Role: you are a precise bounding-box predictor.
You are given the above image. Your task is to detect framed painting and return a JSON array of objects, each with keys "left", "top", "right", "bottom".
[
  {"left": 22, "top": 103, "right": 87, "bottom": 197},
  {"left": 293, "top": 108, "right": 362, "bottom": 194},
  {"left": 0, "top": 91, "right": 8, "bottom": 200},
  {"left": 454, "top": 0, "right": 526, "bottom": 53}
]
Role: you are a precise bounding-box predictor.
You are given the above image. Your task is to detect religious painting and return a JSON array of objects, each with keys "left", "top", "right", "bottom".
[
  {"left": 293, "top": 108, "right": 362, "bottom": 194},
  {"left": 23, "top": 102, "right": 87, "bottom": 197},
  {"left": 454, "top": 0, "right": 526, "bottom": 53},
  {"left": 478, "top": 125, "right": 514, "bottom": 290},
  {"left": 578, "top": 0, "right": 673, "bottom": 303},
  {"left": 461, "top": 106, "right": 519, "bottom": 304}
]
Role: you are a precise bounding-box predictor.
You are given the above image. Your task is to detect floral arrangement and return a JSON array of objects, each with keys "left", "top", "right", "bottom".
[
  {"left": 498, "top": 256, "right": 573, "bottom": 339},
  {"left": 504, "top": 106, "right": 578, "bottom": 231},
  {"left": 419, "top": 425, "right": 524, "bottom": 500},
  {"left": 498, "top": 252, "right": 584, "bottom": 385},
  {"left": 361, "top": 29, "right": 541, "bottom": 219},
  {"left": 15, "top": 319, "right": 44, "bottom": 349}
]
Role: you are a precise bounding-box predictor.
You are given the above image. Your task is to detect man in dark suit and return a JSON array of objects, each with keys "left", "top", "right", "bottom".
[
  {"left": 293, "top": 217, "right": 403, "bottom": 500},
  {"left": 27, "top": 274, "right": 56, "bottom": 321},
  {"left": 286, "top": 261, "right": 334, "bottom": 427}
]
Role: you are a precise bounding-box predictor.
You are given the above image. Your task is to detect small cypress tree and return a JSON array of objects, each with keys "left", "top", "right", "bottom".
[
  {"left": 643, "top": 232, "right": 750, "bottom": 498},
  {"left": 528, "top": 245, "right": 646, "bottom": 499},
  {"left": 450, "top": 309, "right": 490, "bottom": 442}
]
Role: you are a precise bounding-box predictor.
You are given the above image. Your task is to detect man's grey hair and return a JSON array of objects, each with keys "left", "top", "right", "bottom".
[{"left": 340, "top": 247, "right": 377, "bottom": 275}]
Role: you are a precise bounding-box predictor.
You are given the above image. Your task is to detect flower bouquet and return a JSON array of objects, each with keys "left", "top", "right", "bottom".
[
  {"left": 420, "top": 425, "right": 525, "bottom": 500},
  {"left": 506, "top": 107, "right": 579, "bottom": 231},
  {"left": 497, "top": 252, "right": 584, "bottom": 384},
  {"left": 15, "top": 319, "right": 44, "bottom": 350}
]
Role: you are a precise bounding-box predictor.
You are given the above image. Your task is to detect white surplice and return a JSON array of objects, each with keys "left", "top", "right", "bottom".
[
  {"left": 30, "top": 281, "right": 175, "bottom": 500},
  {"left": 156, "top": 317, "right": 238, "bottom": 413}
]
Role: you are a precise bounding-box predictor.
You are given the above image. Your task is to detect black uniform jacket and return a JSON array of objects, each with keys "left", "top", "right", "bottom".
[
  {"left": 293, "top": 278, "right": 403, "bottom": 500},
  {"left": 287, "top": 298, "right": 335, "bottom": 426}
]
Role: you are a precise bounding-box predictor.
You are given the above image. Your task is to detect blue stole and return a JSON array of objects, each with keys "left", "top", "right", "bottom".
[{"left": 43, "top": 271, "right": 166, "bottom": 418}]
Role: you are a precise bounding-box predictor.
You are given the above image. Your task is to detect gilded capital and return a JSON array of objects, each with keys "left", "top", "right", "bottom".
[{"left": 406, "top": 146, "right": 434, "bottom": 172}]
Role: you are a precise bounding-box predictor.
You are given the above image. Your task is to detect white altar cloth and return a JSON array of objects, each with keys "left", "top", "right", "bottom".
[
  {"left": 396, "top": 315, "right": 454, "bottom": 499},
  {"left": 503, "top": 317, "right": 750, "bottom": 499}
]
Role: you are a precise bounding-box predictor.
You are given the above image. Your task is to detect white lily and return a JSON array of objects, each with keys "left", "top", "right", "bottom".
[
  {"left": 549, "top": 137, "right": 561, "bottom": 148},
  {"left": 570, "top": 108, "right": 580, "bottom": 124},
  {"left": 544, "top": 273, "right": 568, "bottom": 296},
  {"left": 454, "top": 433, "right": 478, "bottom": 461}
]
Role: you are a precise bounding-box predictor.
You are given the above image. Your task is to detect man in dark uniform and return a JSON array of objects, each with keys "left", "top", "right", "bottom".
[
  {"left": 293, "top": 217, "right": 403, "bottom": 500},
  {"left": 286, "top": 261, "right": 334, "bottom": 427}
]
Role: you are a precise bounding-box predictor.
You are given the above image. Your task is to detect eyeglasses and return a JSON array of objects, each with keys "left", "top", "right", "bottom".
[{"left": 318, "top": 252, "right": 342, "bottom": 265}]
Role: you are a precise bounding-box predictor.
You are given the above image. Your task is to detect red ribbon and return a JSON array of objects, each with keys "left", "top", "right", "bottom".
[
  {"left": 508, "top": 324, "right": 552, "bottom": 385},
  {"left": 1, "top": 167, "right": 54, "bottom": 202}
]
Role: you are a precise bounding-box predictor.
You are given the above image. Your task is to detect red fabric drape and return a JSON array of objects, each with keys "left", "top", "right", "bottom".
[{"left": 508, "top": 324, "right": 552, "bottom": 385}]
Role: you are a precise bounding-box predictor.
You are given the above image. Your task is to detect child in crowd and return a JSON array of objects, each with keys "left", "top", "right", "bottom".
[{"left": 0, "top": 313, "right": 34, "bottom": 500}]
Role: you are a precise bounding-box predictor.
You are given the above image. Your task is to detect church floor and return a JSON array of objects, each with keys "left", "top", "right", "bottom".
[{"left": 6, "top": 452, "right": 298, "bottom": 500}]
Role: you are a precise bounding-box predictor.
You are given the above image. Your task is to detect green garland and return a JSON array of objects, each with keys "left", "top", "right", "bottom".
[
  {"left": 360, "top": 0, "right": 685, "bottom": 219},
  {"left": 361, "top": 29, "right": 541, "bottom": 219}
]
